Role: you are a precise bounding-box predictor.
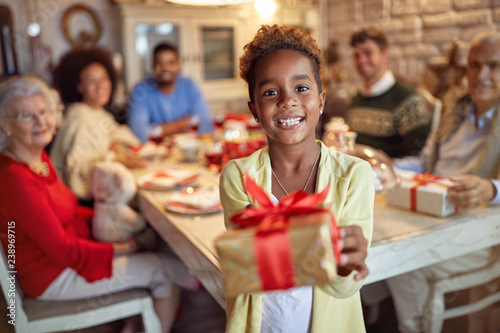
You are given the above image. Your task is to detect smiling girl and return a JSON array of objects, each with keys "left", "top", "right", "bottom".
[{"left": 219, "top": 25, "right": 375, "bottom": 332}]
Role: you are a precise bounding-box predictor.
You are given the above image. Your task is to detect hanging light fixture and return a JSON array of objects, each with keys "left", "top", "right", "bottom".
[
  {"left": 25, "top": 0, "right": 40, "bottom": 37},
  {"left": 167, "top": 0, "right": 253, "bottom": 6},
  {"left": 254, "top": 0, "right": 277, "bottom": 16}
]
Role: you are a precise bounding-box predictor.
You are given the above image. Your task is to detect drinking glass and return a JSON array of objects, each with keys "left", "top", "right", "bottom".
[
  {"left": 146, "top": 125, "right": 164, "bottom": 166},
  {"left": 213, "top": 113, "right": 225, "bottom": 129},
  {"left": 190, "top": 115, "right": 200, "bottom": 133},
  {"left": 204, "top": 140, "right": 224, "bottom": 173},
  {"left": 147, "top": 125, "right": 164, "bottom": 144},
  {"left": 342, "top": 131, "right": 357, "bottom": 154},
  {"left": 323, "top": 117, "right": 349, "bottom": 150}
]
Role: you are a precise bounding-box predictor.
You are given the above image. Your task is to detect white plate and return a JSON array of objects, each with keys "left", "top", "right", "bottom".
[
  {"left": 128, "top": 142, "right": 170, "bottom": 159},
  {"left": 137, "top": 169, "right": 200, "bottom": 190},
  {"left": 164, "top": 202, "right": 223, "bottom": 215},
  {"left": 171, "top": 133, "right": 197, "bottom": 144},
  {"left": 164, "top": 188, "right": 222, "bottom": 214}
]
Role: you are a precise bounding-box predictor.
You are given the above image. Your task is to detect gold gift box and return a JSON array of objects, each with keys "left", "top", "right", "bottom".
[{"left": 215, "top": 212, "right": 337, "bottom": 298}]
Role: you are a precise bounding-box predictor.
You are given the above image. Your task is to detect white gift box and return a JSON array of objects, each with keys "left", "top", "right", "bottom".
[{"left": 385, "top": 171, "right": 457, "bottom": 217}]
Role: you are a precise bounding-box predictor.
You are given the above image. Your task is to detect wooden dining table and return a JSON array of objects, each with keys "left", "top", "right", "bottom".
[{"left": 134, "top": 151, "right": 500, "bottom": 309}]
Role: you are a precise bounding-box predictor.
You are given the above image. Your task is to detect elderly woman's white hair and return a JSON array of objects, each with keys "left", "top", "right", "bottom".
[{"left": 0, "top": 75, "right": 63, "bottom": 151}]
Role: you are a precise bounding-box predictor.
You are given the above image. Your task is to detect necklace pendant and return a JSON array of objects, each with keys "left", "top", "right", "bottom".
[
  {"left": 30, "top": 161, "right": 49, "bottom": 176},
  {"left": 39, "top": 162, "right": 49, "bottom": 176},
  {"left": 7, "top": 147, "right": 50, "bottom": 176},
  {"left": 271, "top": 146, "right": 321, "bottom": 196}
]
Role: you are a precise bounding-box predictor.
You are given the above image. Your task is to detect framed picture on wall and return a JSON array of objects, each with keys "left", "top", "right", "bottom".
[{"left": 61, "top": 4, "right": 102, "bottom": 48}]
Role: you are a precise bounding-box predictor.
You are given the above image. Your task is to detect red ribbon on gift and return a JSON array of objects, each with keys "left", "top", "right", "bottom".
[
  {"left": 230, "top": 175, "right": 340, "bottom": 292},
  {"left": 410, "top": 172, "right": 448, "bottom": 211}
]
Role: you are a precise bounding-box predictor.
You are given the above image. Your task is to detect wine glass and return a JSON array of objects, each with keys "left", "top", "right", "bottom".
[
  {"left": 147, "top": 125, "right": 164, "bottom": 145},
  {"left": 342, "top": 131, "right": 357, "bottom": 154},
  {"left": 204, "top": 140, "right": 224, "bottom": 173},
  {"left": 190, "top": 115, "right": 200, "bottom": 134},
  {"left": 213, "top": 113, "right": 225, "bottom": 130},
  {"left": 146, "top": 125, "right": 164, "bottom": 167},
  {"left": 323, "top": 117, "right": 349, "bottom": 149}
]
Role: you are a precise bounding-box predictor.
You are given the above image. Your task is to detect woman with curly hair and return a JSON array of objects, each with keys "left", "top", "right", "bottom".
[
  {"left": 219, "top": 25, "right": 374, "bottom": 332},
  {"left": 50, "top": 47, "right": 145, "bottom": 204}
]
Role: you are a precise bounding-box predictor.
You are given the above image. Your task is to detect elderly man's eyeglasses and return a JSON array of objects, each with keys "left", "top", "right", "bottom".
[{"left": 6, "top": 110, "right": 52, "bottom": 123}]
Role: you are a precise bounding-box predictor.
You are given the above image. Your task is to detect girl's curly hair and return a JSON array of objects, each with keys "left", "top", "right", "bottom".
[
  {"left": 239, "top": 24, "right": 323, "bottom": 101},
  {"left": 53, "top": 47, "right": 116, "bottom": 106}
]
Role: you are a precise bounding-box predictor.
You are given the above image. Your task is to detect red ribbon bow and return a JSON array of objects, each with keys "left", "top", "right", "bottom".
[
  {"left": 412, "top": 172, "right": 443, "bottom": 185},
  {"left": 230, "top": 175, "right": 340, "bottom": 291},
  {"left": 410, "top": 172, "right": 445, "bottom": 211}
]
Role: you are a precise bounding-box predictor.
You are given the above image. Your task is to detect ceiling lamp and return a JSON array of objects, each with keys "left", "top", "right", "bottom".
[
  {"left": 167, "top": 0, "right": 254, "bottom": 5},
  {"left": 254, "top": 0, "right": 276, "bottom": 16}
]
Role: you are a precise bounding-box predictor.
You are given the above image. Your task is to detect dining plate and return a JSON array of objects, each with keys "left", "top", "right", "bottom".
[
  {"left": 164, "top": 188, "right": 222, "bottom": 214},
  {"left": 128, "top": 142, "right": 170, "bottom": 159},
  {"left": 164, "top": 201, "right": 223, "bottom": 215},
  {"left": 137, "top": 169, "right": 200, "bottom": 190}
]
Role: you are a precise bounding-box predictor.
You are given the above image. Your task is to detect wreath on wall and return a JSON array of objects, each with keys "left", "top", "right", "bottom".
[{"left": 61, "top": 4, "right": 102, "bottom": 47}]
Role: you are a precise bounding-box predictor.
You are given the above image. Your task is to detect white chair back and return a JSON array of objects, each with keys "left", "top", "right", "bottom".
[
  {"left": 424, "top": 259, "right": 500, "bottom": 333},
  {"left": 417, "top": 88, "right": 442, "bottom": 131},
  {"left": 0, "top": 245, "right": 161, "bottom": 332},
  {"left": 0, "top": 245, "right": 30, "bottom": 329}
]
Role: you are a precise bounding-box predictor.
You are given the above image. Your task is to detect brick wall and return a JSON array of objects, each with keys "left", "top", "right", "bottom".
[{"left": 326, "top": 0, "right": 498, "bottom": 89}]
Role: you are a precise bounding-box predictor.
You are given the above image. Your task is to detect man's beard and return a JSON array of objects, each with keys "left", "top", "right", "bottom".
[
  {"left": 155, "top": 75, "right": 175, "bottom": 87},
  {"left": 156, "top": 78, "right": 174, "bottom": 87},
  {"left": 156, "top": 80, "right": 174, "bottom": 87}
]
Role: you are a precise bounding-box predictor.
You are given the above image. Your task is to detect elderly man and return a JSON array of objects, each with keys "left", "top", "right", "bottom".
[
  {"left": 346, "top": 27, "right": 431, "bottom": 157},
  {"left": 388, "top": 31, "right": 500, "bottom": 333},
  {"left": 128, "top": 43, "right": 213, "bottom": 142}
]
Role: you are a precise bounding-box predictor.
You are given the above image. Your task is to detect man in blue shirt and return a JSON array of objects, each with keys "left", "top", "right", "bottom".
[{"left": 128, "top": 43, "right": 214, "bottom": 142}]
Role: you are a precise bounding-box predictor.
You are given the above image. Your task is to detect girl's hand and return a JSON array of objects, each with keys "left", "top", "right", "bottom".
[{"left": 337, "top": 225, "right": 369, "bottom": 281}]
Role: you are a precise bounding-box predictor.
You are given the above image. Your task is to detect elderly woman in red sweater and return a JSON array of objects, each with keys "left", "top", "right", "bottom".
[{"left": 0, "top": 76, "right": 186, "bottom": 333}]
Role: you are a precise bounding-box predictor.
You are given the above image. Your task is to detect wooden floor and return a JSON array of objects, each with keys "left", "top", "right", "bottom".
[
  {"left": 365, "top": 293, "right": 500, "bottom": 333},
  {"left": 172, "top": 289, "right": 226, "bottom": 333},
  {"left": 2, "top": 288, "right": 498, "bottom": 333},
  {"left": 0, "top": 288, "right": 226, "bottom": 333}
]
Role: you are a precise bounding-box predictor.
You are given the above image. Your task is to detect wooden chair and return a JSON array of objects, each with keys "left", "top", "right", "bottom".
[
  {"left": 423, "top": 259, "right": 500, "bottom": 333},
  {"left": 0, "top": 246, "right": 161, "bottom": 333},
  {"left": 417, "top": 88, "right": 442, "bottom": 132}
]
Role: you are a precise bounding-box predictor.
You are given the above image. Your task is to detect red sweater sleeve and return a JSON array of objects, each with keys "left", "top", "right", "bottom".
[
  {"left": 74, "top": 205, "right": 94, "bottom": 239},
  {"left": 3, "top": 163, "right": 113, "bottom": 283},
  {"left": 76, "top": 205, "right": 94, "bottom": 222}
]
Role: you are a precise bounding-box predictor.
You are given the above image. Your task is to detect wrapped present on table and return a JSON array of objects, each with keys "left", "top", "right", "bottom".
[
  {"left": 215, "top": 176, "right": 340, "bottom": 298},
  {"left": 385, "top": 171, "right": 457, "bottom": 217}
]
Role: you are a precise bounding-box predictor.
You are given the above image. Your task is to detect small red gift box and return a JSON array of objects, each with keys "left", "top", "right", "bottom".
[{"left": 215, "top": 176, "right": 340, "bottom": 298}]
